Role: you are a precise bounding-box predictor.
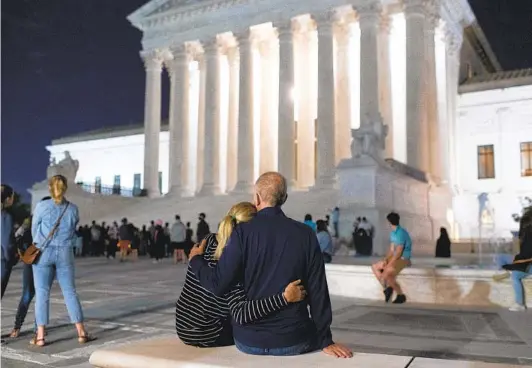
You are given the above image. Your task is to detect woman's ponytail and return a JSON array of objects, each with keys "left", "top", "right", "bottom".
[{"left": 215, "top": 215, "right": 236, "bottom": 259}]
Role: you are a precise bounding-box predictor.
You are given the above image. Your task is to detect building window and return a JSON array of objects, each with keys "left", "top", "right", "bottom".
[
  {"left": 477, "top": 145, "right": 495, "bottom": 179},
  {"left": 95, "top": 177, "right": 102, "bottom": 194},
  {"left": 521, "top": 142, "right": 532, "bottom": 177},
  {"left": 133, "top": 173, "right": 141, "bottom": 196},
  {"left": 113, "top": 175, "right": 121, "bottom": 195},
  {"left": 158, "top": 171, "right": 163, "bottom": 194}
]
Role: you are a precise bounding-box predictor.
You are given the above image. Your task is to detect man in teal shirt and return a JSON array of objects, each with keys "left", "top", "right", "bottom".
[{"left": 371, "top": 212, "right": 412, "bottom": 304}]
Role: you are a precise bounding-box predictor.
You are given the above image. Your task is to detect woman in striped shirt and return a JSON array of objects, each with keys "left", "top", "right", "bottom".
[{"left": 175, "top": 202, "right": 306, "bottom": 347}]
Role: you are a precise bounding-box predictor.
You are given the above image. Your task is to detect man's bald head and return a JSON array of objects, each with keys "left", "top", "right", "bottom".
[{"left": 254, "top": 172, "right": 288, "bottom": 208}]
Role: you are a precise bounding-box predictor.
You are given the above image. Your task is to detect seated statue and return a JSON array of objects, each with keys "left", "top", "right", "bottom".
[
  {"left": 350, "top": 114, "right": 388, "bottom": 162},
  {"left": 46, "top": 151, "right": 79, "bottom": 183}
]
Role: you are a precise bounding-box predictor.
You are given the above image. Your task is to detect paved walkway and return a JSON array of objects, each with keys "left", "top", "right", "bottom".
[{"left": 1, "top": 257, "right": 531, "bottom": 367}]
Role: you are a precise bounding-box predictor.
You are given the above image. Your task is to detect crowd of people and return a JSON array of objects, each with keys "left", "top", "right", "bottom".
[
  {"left": 65, "top": 213, "right": 210, "bottom": 263},
  {"left": 1, "top": 170, "right": 531, "bottom": 357}
]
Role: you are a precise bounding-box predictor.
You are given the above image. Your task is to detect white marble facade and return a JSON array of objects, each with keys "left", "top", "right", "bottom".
[
  {"left": 46, "top": 0, "right": 532, "bottom": 247},
  {"left": 125, "top": 0, "right": 471, "bottom": 198}
]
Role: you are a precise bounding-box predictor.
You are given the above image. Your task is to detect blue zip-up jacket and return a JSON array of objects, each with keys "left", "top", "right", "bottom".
[
  {"left": 1, "top": 210, "right": 14, "bottom": 261},
  {"left": 190, "top": 206, "right": 334, "bottom": 350},
  {"left": 32, "top": 199, "right": 79, "bottom": 248}
]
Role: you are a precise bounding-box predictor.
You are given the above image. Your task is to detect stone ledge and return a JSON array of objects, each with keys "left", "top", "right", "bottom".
[
  {"left": 89, "top": 336, "right": 413, "bottom": 368},
  {"left": 325, "top": 264, "right": 532, "bottom": 307}
]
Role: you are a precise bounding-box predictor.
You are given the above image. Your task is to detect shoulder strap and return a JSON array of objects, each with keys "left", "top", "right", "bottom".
[{"left": 39, "top": 202, "right": 70, "bottom": 250}]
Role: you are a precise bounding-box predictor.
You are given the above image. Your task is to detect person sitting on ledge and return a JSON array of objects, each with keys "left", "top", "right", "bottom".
[
  {"left": 435, "top": 227, "right": 451, "bottom": 258},
  {"left": 189, "top": 172, "right": 352, "bottom": 358},
  {"left": 176, "top": 201, "right": 306, "bottom": 347},
  {"left": 371, "top": 212, "right": 412, "bottom": 304}
]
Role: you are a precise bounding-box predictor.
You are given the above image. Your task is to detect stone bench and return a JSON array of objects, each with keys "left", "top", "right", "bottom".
[
  {"left": 89, "top": 335, "right": 412, "bottom": 368},
  {"left": 89, "top": 336, "right": 530, "bottom": 368},
  {"left": 325, "top": 264, "right": 532, "bottom": 307}
]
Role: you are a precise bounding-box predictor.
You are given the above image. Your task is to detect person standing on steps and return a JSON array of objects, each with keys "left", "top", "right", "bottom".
[
  {"left": 196, "top": 213, "right": 210, "bottom": 243},
  {"left": 171, "top": 215, "right": 187, "bottom": 264},
  {"left": 31, "top": 175, "right": 94, "bottom": 347},
  {"left": 331, "top": 207, "right": 340, "bottom": 238},
  {"left": 371, "top": 212, "right": 412, "bottom": 304}
]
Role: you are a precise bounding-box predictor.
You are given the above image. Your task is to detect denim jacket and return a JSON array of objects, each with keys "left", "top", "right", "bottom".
[{"left": 32, "top": 199, "right": 79, "bottom": 248}]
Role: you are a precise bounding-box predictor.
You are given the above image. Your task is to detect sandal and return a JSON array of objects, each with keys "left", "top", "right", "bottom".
[
  {"left": 78, "top": 334, "right": 95, "bottom": 344},
  {"left": 30, "top": 335, "right": 46, "bottom": 347},
  {"left": 9, "top": 329, "right": 20, "bottom": 338}
]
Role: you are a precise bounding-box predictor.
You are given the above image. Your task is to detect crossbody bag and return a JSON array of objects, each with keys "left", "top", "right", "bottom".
[{"left": 19, "top": 202, "right": 70, "bottom": 265}]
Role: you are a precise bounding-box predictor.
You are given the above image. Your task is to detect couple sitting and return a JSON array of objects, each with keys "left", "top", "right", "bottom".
[{"left": 175, "top": 172, "right": 352, "bottom": 358}]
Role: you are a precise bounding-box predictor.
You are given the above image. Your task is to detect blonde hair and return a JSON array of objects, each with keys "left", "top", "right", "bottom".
[
  {"left": 49, "top": 175, "right": 68, "bottom": 204},
  {"left": 215, "top": 202, "right": 257, "bottom": 259}
]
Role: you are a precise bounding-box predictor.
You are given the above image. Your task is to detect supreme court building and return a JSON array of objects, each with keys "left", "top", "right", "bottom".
[{"left": 44, "top": 0, "right": 532, "bottom": 242}]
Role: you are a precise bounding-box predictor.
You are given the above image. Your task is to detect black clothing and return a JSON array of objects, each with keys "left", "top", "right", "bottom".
[
  {"left": 196, "top": 220, "right": 210, "bottom": 243},
  {"left": 435, "top": 236, "right": 451, "bottom": 258}
]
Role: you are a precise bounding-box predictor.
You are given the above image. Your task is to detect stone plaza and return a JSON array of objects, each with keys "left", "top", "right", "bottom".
[{"left": 1, "top": 257, "right": 532, "bottom": 367}]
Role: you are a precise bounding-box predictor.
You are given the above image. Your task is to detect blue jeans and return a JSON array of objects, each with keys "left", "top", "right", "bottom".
[
  {"left": 14, "top": 263, "right": 36, "bottom": 330},
  {"left": 495, "top": 254, "right": 514, "bottom": 269},
  {"left": 33, "top": 246, "right": 84, "bottom": 326},
  {"left": 235, "top": 339, "right": 313, "bottom": 356},
  {"left": 512, "top": 266, "right": 532, "bottom": 306}
]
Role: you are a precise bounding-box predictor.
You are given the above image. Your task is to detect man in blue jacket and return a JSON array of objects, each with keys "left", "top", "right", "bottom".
[{"left": 190, "top": 172, "right": 352, "bottom": 358}]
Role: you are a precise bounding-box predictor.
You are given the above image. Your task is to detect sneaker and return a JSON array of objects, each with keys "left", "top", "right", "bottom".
[
  {"left": 383, "top": 287, "right": 393, "bottom": 303},
  {"left": 509, "top": 304, "right": 527, "bottom": 312},
  {"left": 392, "top": 294, "right": 407, "bottom": 304},
  {"left": 492, "top": 272, "right": 510, "bottom": 282}
]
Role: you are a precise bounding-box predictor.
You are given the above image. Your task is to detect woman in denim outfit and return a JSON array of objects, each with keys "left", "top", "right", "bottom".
[{"left": 31, "top": 175, "right": 93, "bottom": 346}]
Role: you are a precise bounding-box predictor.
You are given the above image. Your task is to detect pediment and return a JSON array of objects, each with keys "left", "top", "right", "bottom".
[{"left": 128, "top": 0, "right": 215, "bottom": 28}]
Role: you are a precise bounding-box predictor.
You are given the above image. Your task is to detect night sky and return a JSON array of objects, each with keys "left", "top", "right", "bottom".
[{"left": 2, "top": 0, "right": 531, "bottom": 200}]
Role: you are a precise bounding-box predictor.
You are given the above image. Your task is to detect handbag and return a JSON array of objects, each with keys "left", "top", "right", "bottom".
[
  {"left": 502, "top": 257, "right": 532, "bottom": 272},
  {"left": 19, "top": 202, "right": 70, "bottom": 265}
]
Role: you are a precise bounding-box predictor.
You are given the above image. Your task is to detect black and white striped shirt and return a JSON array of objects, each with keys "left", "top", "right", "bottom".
[{"left": 175, "top": 234, "right": 288, "bottom": 347}]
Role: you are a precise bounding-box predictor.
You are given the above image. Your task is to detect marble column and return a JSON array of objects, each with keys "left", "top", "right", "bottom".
[
  {"left": 141, "top": 50, "right": 164, "bottom": 198},
  {"left": 446, "top": 32, "right": 462, "bottom": 188},
  {"left": 167, "top": 47, "right": 188, "bottom": 196},
  {"left": 426, "top": 7, "right": 440, "bottom": 181},
  {"left": 233, "top": 31, "right": 255, "bottom": 193},
  {"left": 378, "top": 14, "right": 394, "bottom": 159},
  {"left": 334, "top": 20, "right": 352, "bottom": 164},
  {"left": 315, "top": 13, "right": 336, "bottom": 188},
  {"left": 198, "top": 39, "right": 221, "bottom": 196},
  {"left": 358, "top": 2, "right": 381, "bottom": 126},
  {"left": 295, "top": 20, "right": 317, "bottom": 188},
  {"left": 405, "top": 0, "right": 429, "bottom": 172},
  {"left": 226, "top": 46, "right": 239, "bottom": 192},
  {"left": 259, "top": 37, "right": 275, "bottom": 174},
  {"left": 196, "top": 54, "right": 207, "bottom": 193},
  {"left": 276, "top": 21, "right": 296, "bottom": 188}
]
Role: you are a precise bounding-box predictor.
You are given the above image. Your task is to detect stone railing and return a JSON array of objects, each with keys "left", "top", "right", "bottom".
[
  {"left": 384, "top": 158, "right": 428, "bottom": 183},
  {"left": 76, "top": 182, "right": 147, "bottom": 198}
]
